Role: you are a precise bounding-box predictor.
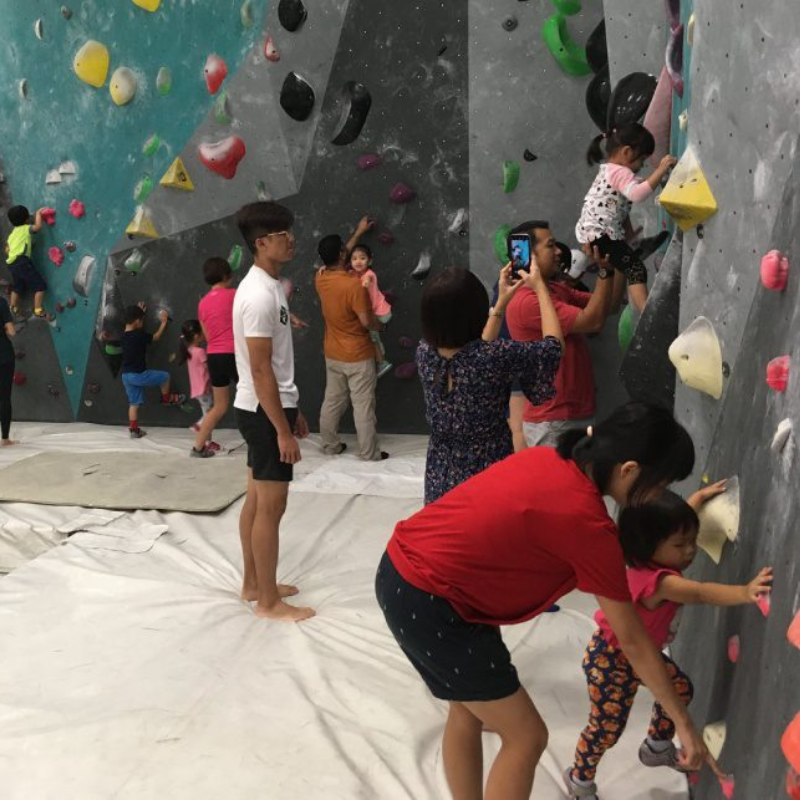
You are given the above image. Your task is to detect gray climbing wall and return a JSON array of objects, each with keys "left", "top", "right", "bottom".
[{"left": 603, "top": 0, "right": 668, "bottom": 88}]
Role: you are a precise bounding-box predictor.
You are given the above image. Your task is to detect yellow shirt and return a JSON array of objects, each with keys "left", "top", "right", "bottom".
[{"left": 7, "top": 225, "right": 32, "bottom": 264}]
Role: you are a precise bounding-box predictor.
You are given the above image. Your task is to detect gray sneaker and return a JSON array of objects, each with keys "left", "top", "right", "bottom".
[
  {"left": 190, "top": 445, "right": 215, "bottom": 458},
  {"left": 638, "top": 739, "right": 683, "bottom": 770},
  {"left": 563, "top": 768, "right": 599, "bottom": 799}
]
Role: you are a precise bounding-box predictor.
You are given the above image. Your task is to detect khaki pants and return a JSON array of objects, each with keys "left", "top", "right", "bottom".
[{"left": 319, "top": 358, "right": 381, "bottom": 460}]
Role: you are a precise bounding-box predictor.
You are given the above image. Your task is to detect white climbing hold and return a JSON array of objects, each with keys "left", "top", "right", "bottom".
[
  {"left": 34, "top": 19, "right": 44, "bottom": 40},
  {"left": 448, "top": 208, "right": 468, "bottom": 234},
  {"left": 678, "top": 110, "right": 689, "bottom": 132},
  {"left": 687, "top": 13, "right": 696, "bottom": 46},
  {"left": 668, "top": 316, "right": 724, "bottom": 399},
  {"left": 58, "top": 161, "right": 77, "bottom": 176},
  {"left": 411, "top": 251, "right": 432, "bottom": 280},
  {"left": 45, "top": 169, "right": 62, "bottom": 185},
  {"left": 110, "top": 67, "right": 138, "bottom": 106},
  {"left": 771, "top": 419, "right": 794, "bottom": 455},
  {"left": 73, "top": 255, "right": 97, "bottom": 297},
  {"left": 696, "top": 476, "right": 740, "bottom": 564},
  {"left": 18, "top": 80, "right": 28, "bottom": 100},
  {"left": 703, "top": 721, "right": 727, "bottom": 761}
]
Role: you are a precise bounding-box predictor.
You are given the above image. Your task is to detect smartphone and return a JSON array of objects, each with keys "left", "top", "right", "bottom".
[{"left": 509, "top": 233, "right": 532, "bottom": 279}]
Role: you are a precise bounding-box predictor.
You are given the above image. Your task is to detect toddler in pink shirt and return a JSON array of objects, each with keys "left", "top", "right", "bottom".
[
  {"left": 179, "top": 319, "right": 218, "bottom": 457},
  {"left": 351, "top": 244, "right": 392, "bottom": 378}
]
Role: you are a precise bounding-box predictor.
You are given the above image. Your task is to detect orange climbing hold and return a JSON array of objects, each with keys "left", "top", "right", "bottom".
[
  {"left": 782, "top": 713, "right": 800, "bottom": 774},
  {"left": 788, "top": 611, "right": 800, "bottom": 649}
]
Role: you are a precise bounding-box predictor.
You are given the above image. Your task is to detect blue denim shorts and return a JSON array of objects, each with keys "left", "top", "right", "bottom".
[{"left": 121, "top": 369, "right": 169, "bottom": 406}]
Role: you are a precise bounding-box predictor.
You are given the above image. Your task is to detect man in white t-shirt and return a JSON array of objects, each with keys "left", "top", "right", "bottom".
[{"left": 232, "top": 201, "right": 314, "bottom": 623}]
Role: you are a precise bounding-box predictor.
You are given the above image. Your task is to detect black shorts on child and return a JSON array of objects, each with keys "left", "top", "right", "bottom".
[
  {"left": 235, "top": 405, "right": 298, "bottom": 482},
  {"left": 9, "top": 256, "right": 47, "bottom": 294}
]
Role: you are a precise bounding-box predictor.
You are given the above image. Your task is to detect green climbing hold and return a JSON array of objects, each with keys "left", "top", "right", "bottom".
[
  {"left": 156, "top": 67, "right": 172, "bottom": 96},
  {"left": 124, "top": 249, "right": 144, "bottom": 274},
  {"left": 214, "top": 90, "right": 233, "bottom": 124},
  {"left": 618, "top": 304, "right": 635, "bottom": 353},
  {"left": 552, "top": 0, "right": 581, "bottom": 15},
  {"left": 104, "top": 343, "right": 123, "bottom": 356},
  {"left": 494, "top": 224, "right": 512, "bottom": 264},
  {"left": 142, "top": 133, "right": 160, "bottom": 156},
  {"left": 133, "top": 174, "right": 154, "bottom": 203},
  {"left": 228, "top": 243, "right": 243, "bottom": 272},
  {"left": 503, "top": 160, "right": 521, "bottom": 193},
  {"left": 241, "top": 0, "right": 255, "bottom": 27},
  {"left": 542, "top": 14, "right": 591, "bottom": 76}
]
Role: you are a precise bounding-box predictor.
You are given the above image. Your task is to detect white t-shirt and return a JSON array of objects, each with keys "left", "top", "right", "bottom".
[{"left": 233, "top": 265, "right": 299, "bottom": 411}]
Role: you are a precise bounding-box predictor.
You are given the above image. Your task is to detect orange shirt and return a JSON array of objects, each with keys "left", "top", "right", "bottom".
[{"left": 315, "top": 268, "right": 375, "bottom": 362}]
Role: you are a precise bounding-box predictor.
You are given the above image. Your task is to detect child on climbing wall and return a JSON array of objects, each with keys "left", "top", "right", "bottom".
[
  {"left": 564, "top": 483, "right": 773, "bottom": 799},
  {"left": 350, "top": 244, "right": 392, "bottom": 378},
  {"left": 576, "top": 122, "right": 677, "bottom": 314},
  {"left": 4, "top": 205, "right": 48, "bottom": 318},
  {"left": 179, "top": 319, "right": 218, "bottom": 458},
  {"left": 121, "top": 303, "right": 186, "bottom": 439}
]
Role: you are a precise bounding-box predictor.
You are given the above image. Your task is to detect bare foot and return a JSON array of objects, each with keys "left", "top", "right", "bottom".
[
  {"left": 254, "top": 600, "right": 315, "bottom": 622},
  {"left": 1, "top": 439, "right": 18, "bottom": 447},
  {"left": 240, "top": 583, "right": 299, "bottom": 602}
]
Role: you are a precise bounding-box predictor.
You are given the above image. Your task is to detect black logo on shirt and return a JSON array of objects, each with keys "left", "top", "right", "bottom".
[{"left": 280, "top": 306, "right": 289, "bottom": 325}]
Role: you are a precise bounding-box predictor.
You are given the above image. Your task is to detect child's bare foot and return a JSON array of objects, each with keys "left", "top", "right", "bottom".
[
  {"left": 241, "top": 583, "right": 299, "bottom": 602},
  {"left": 254, "top": 600, "right": 315, "bottom": 622},
  {"left": 1, "top": 439, "right": 18, "bottom": 447}
]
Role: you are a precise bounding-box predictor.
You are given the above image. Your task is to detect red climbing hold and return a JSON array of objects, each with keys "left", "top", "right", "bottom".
[
  {"left": 40, "top": 207, "right": 57, "bottom": 226},
  {"left": 66, "top": 297, "right": 77, "bottom": 308},
  {"left": 756, "top": 593, "right": 771, "bottom": 618},
  {"left": 69, "top": 199, "right": 86, "bottom": 218},
  {"left": 787, "top": 766, "right": 800, "bottom": 800},
  {"left": 767, "top": 356, "right": 790, "bottom": 392},
  {"left": 761, "top": 249, "right": 789, "bottom": 291},
  {"left": 782, "top": 713, "right": 800, "bottom": 773},
  {"left": 389, "top": 182, "right": 416, "bottom": 204},
  {"left": 264, "top": 36, "right": 280, "bottom": 62},
  {"left": 204, "top": 54, "right": 228, "bottom": 94},
  {"left": 198, "top": 136, "right": 246, "bottom": 179},
  {"left": 12, "top": 372, "right": 26, "bottom": 386},
  {"left": 357, "top": 154, "right": 382, "bottom": 170},
  {"left": 718, "top": 775, "right": 735, "bottom": 799},
  {"left": 48, "top": 247, "right": 65, "bottom": 266},
  {"left": 55, "top": 302, "right": 65, "bottom": 314},
  {"left": 788, "top": 610, "right": 800, "bottom": 649},
  {"left": 727, "top": 635, "right": 740, "bottom": 663},
  {"left": 378, "top": 231, "right": 395, "bottom": 246}
]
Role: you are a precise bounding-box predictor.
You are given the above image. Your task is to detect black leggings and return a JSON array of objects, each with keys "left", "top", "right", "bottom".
[
  {"left": 593, "top": 235, "right": 648, "bottom": 286},
  {"left": 0, "top": 359, "right": 14, "bottom": 440}
]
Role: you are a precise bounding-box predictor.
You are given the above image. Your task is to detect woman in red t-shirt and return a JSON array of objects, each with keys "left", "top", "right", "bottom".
[{"left": 376, "top": 402, "right": 715, "bottom": 799}]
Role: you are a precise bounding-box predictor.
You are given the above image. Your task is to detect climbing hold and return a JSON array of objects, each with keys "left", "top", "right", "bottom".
[
  {"left": 47, "top": 384, "right": 60, "bottom": 398},
  {"left": 280, "top": 72, "right": 315, "bottom": 121},
  {"left": 278, "top": 0, "right": 308, "bottom": 32},
  {"left": 228, "top": 244, "right": 244, "bottom": 272},
  {"left": 448, "top": 208, "right": 468, "bottom": 234},
  {"left": 727, "top": 635, "right": 740, "bottom": 663},
  {"left": 783, "top": 714, "right": 800, "bottom": 774},
  {"left": 61, "top": 6, "right": 73, "bottom": 20},
  {"left": 771, "top": 418, "right": 793, "bottom": 455},
  {"left": 607, "top": 71, "right": 658, "bottom": 129},
  {"left": 494, "top": 224, "right": 512, "bottom": 263},
  {"left": 787, "top": 767, "right": 800, "bottom": 800},
  {"left": 503, "top": 160, "right": 521, "bottom": 193},
  {"left": 13, "top": 348, "right": 24, "bottom": 360},
  {"left": 718, "top": 776, "right": 735, "bottom": 800},
  {"left": 665, "top": 24, "right": 684, "bottom": 97},
  {"left": 502, "top": 17, "right": 518, "bottom": 32},
  {"left": 678, "top": 110, "right": 689, "bottom": 131},
  {"left": 761, "top": 249, "right": 789, "bottom": 291},
  {"left": 124, "top": 250, "right": 144, "bottom": 274},
  {"left": 687, "top": 13, "right": 696, "bottom": 46},
  {"left": 204, "top": 55, "right": 228, "bottom": 95},
  {"left": 756, "top": 593, "right": 771, "bottom": 618},
  {"left": 241, "top": 0, "right": 255, "bottom": 28},
  {"left": 696, "top": 476, "right": 740, "bottom": 564},
  {"left": 55, "top": 302, "right": 64, "bottom": 314},
  {"left": 87, "top": 383, "right": 101, "bottom": 395},
  {"left": 73, "top": 40, "right": 110, "bottom": 88},
  {"left": 18, "top": 80, "right": 28, "bottom": 100},
  {"left": 703, "top": 721, "right": 726, "bottom": 761},
  {"left": 160, "top": 157, "right": 195, "bottom": 191},
  {"left": 132, "top": 0, "right": 161, "bottom": 11},
  {"left": 552, "top": 0, "right": 581, "bottom": 14},
  {"left": 126, "top": 207, "right": 159, "bottom": 239},
  {"left": 110, "top": 67, "right": 138, "bottom": 105},
  {"left": 523, "top": 149, "right": 538, "bottom": 162},
  {"left": 64, "top": 241, "right": 77, "bottom": 253},
  {"left": 264, "top": 36, "right": 280, "bottom": 62},
  {"left": 156, "top": 67, "right": 172, "bottom": 96},
  {"left": 198, "top": 136, "right": 247, "bottom": 179},
  {"left": 214, "top": 90, "right": 233, "bottom": 124},
  {"left": 411, "top": 251, "right": 432, "bottom": 280},
  {"left": 40, "top": 207, "right": 57, "bottom": 226},
  {"left": 394, "top": 362, "right": 418, "bottom": 380},
  {"left": 357, "top": 154, "right": 382, "bottom": 171},
  {"left": 34, "top": 19, "right": 44, "bottom": 40},
  {"left": 378, "top": 231, "right": 395, "bottom": 246},
  {"left": 585, "top": 18, "right": 608, "bottom": 73},
  {"left": 66, "top": 298, "right": 76, "bottom": 308},
  {"left": 390, "top": 182, "right": 416, "bottom": 204},
  {"left": 48, "top": 247, "right": 65, "bottom": 267},
  {"left": 668, "top": 316, "right": 724, "bottom": 399},
  {"left": 586, "top": 65, "right": 611, "bottom": 130},
  {"left": 643, "top": 67, "right": 673, "bottom": 166},
  {"left": 12, "top": 372, "right": 26, "bottom": 387},
  {"left": 618, "top": 304, "right": 635, "bottom": 353},
  {"left": 331, "top": 82, "right": 372, "bottom": 146},
  {"left": 658, "top": 146, "right": 718, "bottom": 231},
  {"left": 69, "top": 199, "right": 85, "bottom": 219},
  {"left": 788, "top": 611, "right": 800, "bottom": 650},
  {"left": 256, "top": 181, "right": 269, "bottom": 201},
  {"left": 134, "top": 175, "right": 154, "bottom": 203},
  {"left": 73, "top": 255, "right": 96, "bottom": 297},
  {"left": 45, "top": 170, "right": 62, "bottom": 185},
  {"left": 59, "top": 161, "right": 77, "bottom": 176},
  {"left": 766, "top": 356, "right": 790, "bottom": 392},
  {"left": 142, "top": 134, "right": 160, "bottom": 157},
  {"left": 542, "top": 14, "right": 591, "bottom": 76}
]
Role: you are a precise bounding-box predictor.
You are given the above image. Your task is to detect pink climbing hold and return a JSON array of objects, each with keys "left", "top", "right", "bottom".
[
  {"left": 264, "top": 36, "right": 280, "bottom": 62},
  {"left": 378, "top": 231, "right": 395, "bottom": 246},
  {"left": 69, "top": 199, "right": 86, "bottom": 218},
  {"left": 787, "top": 766, "right": 800, "bottom": 800},
  {"left": 788, "top": 610, "right": 800, "bottom": 649},
  {"left": 204, "top": 54, "right": 228, "bottom": 94},
  {"left": 389, "top": 182, "right": 416, "bottom": 204},
  {"left": 687, "top": 773, "right": 700, "bottom": 787},
  {"left": 358, "top": 154, "right": 382, "bottom": 171},
  {"left": 756, "top": 593, "right": 771, "bottom": 618},
  {"left": 12, "top": 372, "right": 26, "bottom": 386},
  {"left": 55, "top": 302, "right": 65, "bottom": 314},
  {"left": 766, "top": 356, "right": 790, "bottom": 392},
  {"left": 783, "top": 713, "right": 800, "bottom": 774},
  {"left": 761, "top": 249, "right": 789, "bottom": 291},
  {"left": 394, "top": 362, "right": 418, "bottom": 380},
  {"left": 66, "top": 297, "right": 77, "bottom": 308},
  {"left": 727, "top": 635, "right": 740, "bottom": 663},
  {"left": 198, "top": 136, "right": 246, "bottom": 179},
  {"left": 48, "top": 247, "right": 64, "bottom": 266},
  {"left": 40, "top": 207, "right": 57, "bottom": 226},
  {"left": 718, "top": 775, "right": 735, "bottom": 799}
]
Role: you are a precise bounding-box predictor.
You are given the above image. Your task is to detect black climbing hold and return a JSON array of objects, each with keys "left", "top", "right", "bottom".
[
  {"left": 438, "top": 44, "right": 448, "bottom": 56},
  {"left": 523, "top": 149, "right": 538, "bottom": 162},
  {"left": 61, "top": 5, "right": 72, "bottom": 20},
  {"left": 502, "top": 17, "right": 518, "bottom": 32},
  {"left": 586, "top": 65, "right": 611, "bottom": 131},
  {"left": 585, "top": 19, "right": 607, "bottom": 73},
  {"left": 331, "top": 82, "right": 372, "bottom": 146},
  {"left": 697, "top": 224, "right": 705, "bottom": 239},
  {"left": 278, "top": 0, "right": 307, "bottom": 32},
  {"left": 722, "top": 362, "right": 731, "bottom": 378},
  {"left": 280, "top": 72, "right": 315, "bottom": 121},
  {"left": 606, "top": 71, "right": 657, "bottom": 130}
]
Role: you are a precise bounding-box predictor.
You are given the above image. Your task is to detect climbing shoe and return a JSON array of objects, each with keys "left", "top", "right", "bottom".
[
  {"left": 376, "top": 361, "right": 394, "bottom": 379},
  {"left": 129, "top": 428, "right": 147, "bottom": 439},
  {"left": 190, "top": 446, "right": 215, "bottom": 458},
  {"left": 562, "top": 768, "right": 599, "bottom": 799},
  {"left": 32, "top": 308, "right": 47, "bottom": 319},
  {"left": 638, "top": 739, "right": 684, "bottom": 771},
  {"left": 205, "top": 441, "right": 222, "bottom": 453},
  {"left": 160, "top": 392, "right": 187, "bottom": 406}
]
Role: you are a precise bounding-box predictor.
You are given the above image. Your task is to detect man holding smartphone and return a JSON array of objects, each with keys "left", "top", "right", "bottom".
[{"left": 506, "top": 219, "right": 622, "bottom": 448}]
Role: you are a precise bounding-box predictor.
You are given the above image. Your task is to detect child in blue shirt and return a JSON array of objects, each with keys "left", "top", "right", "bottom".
[{"left": 5, "top": 205, "right": 48, "bottom": 318}]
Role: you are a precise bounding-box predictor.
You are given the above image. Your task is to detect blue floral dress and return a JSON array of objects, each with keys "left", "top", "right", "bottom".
[{"left": 417, "top": 336, "right": 562, "bottom": 504}]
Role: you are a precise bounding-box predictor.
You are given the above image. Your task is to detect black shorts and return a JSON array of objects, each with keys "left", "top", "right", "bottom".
[
  {"left": 207, "top": 353, "right": 238, "bottom": 388},
  {"left": 593, "top": 235, "right": 647, "bottom": 286},
  {"left": 235, "top": 405, "right": 298, "bottom": 482},
  {"left": 9, "top": 256, "right": 47, "bottom": 294},
  {"left": 375, "top": 551, "right": 520, "bottom": 702}
]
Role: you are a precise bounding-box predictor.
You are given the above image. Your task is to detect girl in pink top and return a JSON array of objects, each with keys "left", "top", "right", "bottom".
[
  {"left": 179, "top": 320, "right": 218, "bottom": 457},
  {"left": 351, "top": 245, "right": 393, "bottom": 378},
  {"left": 576, "top": 122, "right": 677, "bottom": 313},
  {"left": 565, "top": 485, "right": 773, "bottom": 799}
]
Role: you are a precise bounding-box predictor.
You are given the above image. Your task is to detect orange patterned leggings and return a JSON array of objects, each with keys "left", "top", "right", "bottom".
[{"left": 571, "top": 632, "right": 694, "bottom": 782}]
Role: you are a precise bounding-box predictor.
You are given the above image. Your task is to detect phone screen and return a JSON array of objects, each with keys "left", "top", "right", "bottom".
[{"left": 510, "top": 234, "right": 531, "bottom": 277}]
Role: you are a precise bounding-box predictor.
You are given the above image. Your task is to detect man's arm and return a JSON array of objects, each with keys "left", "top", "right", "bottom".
[
  {"left": 609, "top": 270, "right": 627, "bottom": 316},
  {"left": 357, "top": 308, "right": 383, "bottom": 332},
  {"left": 344, "top": 215, "right": 373, "bottom": 255},
  {"left": 570, "top": 274, "right": 614, "bottom": 334}
]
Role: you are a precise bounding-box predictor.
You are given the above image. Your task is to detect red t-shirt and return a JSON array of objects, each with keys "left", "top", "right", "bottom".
[
  {"left": 198, "top": 287, "right": 236, "bottom": 354},
  {"left": 387, "top": 447, "right": 630, "bottom": 625},
  {"left": 506, "top": 283, "right": 595, "bottom": 423}
]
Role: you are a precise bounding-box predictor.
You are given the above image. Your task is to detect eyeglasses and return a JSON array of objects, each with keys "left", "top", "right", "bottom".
[{"left": 263, "top": 230, "right": 295, "bottom": 242}]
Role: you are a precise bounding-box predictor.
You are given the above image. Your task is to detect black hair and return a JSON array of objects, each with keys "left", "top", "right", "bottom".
[
  {"left": 618, "top": 490, "right": 700, "bottom": 568},
  {"left": 556, "top": 241, "right": 572, "bottom": 273},
  {"left": 178, "top": 319, "right": 203, "bottom": 364},
  {"left": 318, "top": 234, "right": 345, "bottom": 267},
  {"left": 351, "top": 243, "right": 373, "bottom": 260},
  {"left": 507, "top": 219, "right": 551, "bottom": 256},
  {"left": 203, "top": 256, "right": 232, "bottom": 286},
  {"left": 8, "top": 205, "right": 30, "bottom": 227},
  {"left": 587, "top": 122, "right": 656, "bottom": 166},
  {"left": 555, "top": 401, "right": 695, "bottom": 505},
  {"left": 421, "top": 267, "right": 488, "bottom": 349},
  {"left": 125, "top": 305, "right": 145, "bottom": 325},
  {"left": 236, "top": 201, "right": 294, "bottom": 255}
]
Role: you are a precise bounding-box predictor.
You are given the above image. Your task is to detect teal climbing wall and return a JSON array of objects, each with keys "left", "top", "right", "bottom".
[{"left": 0, "top": 0, "right": 266, "bottom": 413}]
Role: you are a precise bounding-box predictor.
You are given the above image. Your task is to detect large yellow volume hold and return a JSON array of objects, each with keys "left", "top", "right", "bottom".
[
  {"left": 658, "top": 145, "right": 718, "bottom": 231},
  {"left": 132, "top": 0, "right": 162, "bottom": 11},
  {"left": 73, "top": 40, "right": 110, "bottom": 88},
  {"left": 160, "top": 158, "right": 195, "bottom": 191}
]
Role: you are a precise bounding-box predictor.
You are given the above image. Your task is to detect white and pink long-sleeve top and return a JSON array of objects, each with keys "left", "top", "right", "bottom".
[
  {"left": 361, "top": 268, "right": 392, "bottom": 317},
  {"left": 575, "top": 163, "right": 653, "bottom": 244}
]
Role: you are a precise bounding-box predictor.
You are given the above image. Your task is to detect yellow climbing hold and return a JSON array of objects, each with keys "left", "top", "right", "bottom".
[
  {"left": 703, "top": 721, "right": 726, "bottom": 761},
  {"left": 160, "top": 157, "right": 195, "bottom": 191},
  {"left": 132, "top": 0, "right": 161, "bottom": 10},
  {"left": 126, "top": 207, "right": 159, "bottom": 239},
  {"left": 697, "top": 476, "right": 740, "bottom": 564},
  {"left": 658, "top": 145, "right": 718, "bottom": 232},
  {"left": 73, "top": 40, "right": 110, "bottom": 88}
]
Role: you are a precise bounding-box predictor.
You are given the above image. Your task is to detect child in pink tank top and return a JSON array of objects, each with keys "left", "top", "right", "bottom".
[
  {"left": 179, "top": 320, "right": 218, "bottom": 457},
  {"left": 565, "top": 485, "right": 773, "bottom": 799},
  {"left": 351, "top": 245, "right": 392, "bottom": 378}
]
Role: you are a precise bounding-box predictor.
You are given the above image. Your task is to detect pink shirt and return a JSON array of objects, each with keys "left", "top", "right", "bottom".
[
  {"left": 360, "top": 268, "right": 392, "bottom": 317},
  {"left": 187, "top": 345, "right": 210, "bottom": 398},
  {"left": 595, "top": 565, "right": 682, "bottom": 649},
  {"left": 198, "top": 287, "right": 236, "bottom": 354}
]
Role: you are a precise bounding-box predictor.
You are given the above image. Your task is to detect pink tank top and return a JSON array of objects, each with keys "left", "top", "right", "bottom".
[
  {"left": 198, "top": 287, "right": 236, "bottom": 354},
  {"left": 186, "top": 345, "right": 210, "bottom": 398}
]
